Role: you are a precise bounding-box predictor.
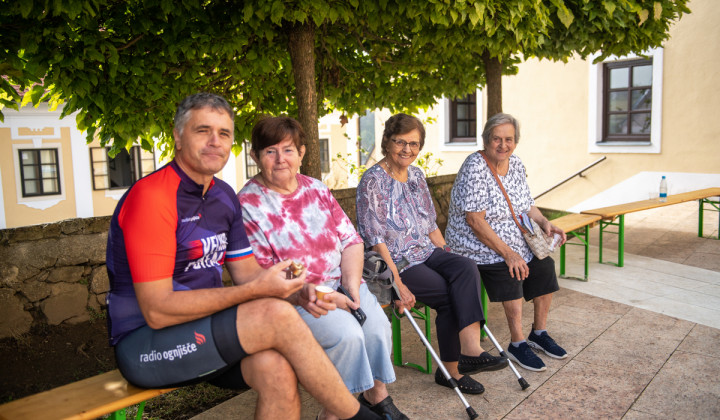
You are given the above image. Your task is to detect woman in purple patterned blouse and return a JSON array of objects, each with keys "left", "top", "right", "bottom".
[{"left": 356, "top": 113, "right": 508, "bottom": 395}]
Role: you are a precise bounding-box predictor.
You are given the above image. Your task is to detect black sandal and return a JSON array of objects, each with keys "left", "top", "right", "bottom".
[
  {"left": 434, "top": 368, "right": 485, "bottom": 395},
  {"left": 358, "top": 393, "right": 409, "bottom": 420},
  {"left": 458, "top": 351, "right": 508, "bottom": 375}
]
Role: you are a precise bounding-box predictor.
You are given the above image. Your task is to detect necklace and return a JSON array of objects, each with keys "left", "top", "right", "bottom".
[{"left": 384, "top": 159, "right": 396, "bottom": 178}]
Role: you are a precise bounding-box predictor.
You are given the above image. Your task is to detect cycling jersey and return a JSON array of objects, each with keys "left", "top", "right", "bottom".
[{"left": 106, "top": 160, "right": 253, "bottom": 345}]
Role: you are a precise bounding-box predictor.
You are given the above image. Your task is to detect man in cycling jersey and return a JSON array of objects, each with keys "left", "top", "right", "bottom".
[{"left": 106, "top": 92, "right": 381, "bottom": 420}]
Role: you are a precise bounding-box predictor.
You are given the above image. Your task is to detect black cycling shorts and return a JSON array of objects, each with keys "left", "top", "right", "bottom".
[{"left": 114, "top": 305, "right": 249, "bottom": 389}]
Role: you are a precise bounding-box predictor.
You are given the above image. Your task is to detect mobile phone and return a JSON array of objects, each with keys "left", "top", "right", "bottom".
[{"left": 336, "top": 285, "right": 367, "bottom": 326}]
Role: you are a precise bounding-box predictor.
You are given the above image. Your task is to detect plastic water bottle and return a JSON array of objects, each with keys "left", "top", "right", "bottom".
[{"left": 659, "top": 176, "right": 668, "bottom": 202}]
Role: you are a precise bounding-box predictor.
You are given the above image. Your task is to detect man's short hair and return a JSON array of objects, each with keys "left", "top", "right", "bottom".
[{"left": 174, "top": 93, "right": 234, "bottom": 136}]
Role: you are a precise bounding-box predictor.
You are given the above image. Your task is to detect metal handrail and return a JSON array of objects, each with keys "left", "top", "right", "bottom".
[{"left": 534, "top": 156, "right": 607, "bottom": 200}]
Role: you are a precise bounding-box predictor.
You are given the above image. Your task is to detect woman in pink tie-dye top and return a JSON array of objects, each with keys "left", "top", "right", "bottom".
[{"left": 237, "top": 116, "right": 407, "bottom": 420}]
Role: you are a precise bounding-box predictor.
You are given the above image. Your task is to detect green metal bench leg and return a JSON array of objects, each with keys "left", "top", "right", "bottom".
[
  {"left": 598, "top": 220, "right": 604, "bottom": 264},
  {"left": 559, "top": 226, "right": 591, "bottom": 281},
  {"left": 108, "top": 408, "right": 127, "bottom": 420},
  {"left": 391, "top": 304, "right": 432, "bottom": 374},
  {"left": 107, "top": 401, "right": 147, "bottom": 420},
  {"left": 583, "top": 226, "right": 591, "bottom": 279},
  {"left": 699, "top": 197, "right": 720, "bottom": 239},
  {"left": 598, "top": 215, "right": 624, "bottom": 267},
  {"left": 699, "top": 198, "right": 704, "bottom": 238}
]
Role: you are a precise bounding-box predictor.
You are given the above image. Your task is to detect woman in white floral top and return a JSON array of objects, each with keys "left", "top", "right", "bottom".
[
  {"left": 446, "top": 113, "right": 568, "bottom": 373},
  {"left": 357, "top": 113, "right": 508, "bottom": 395},
  {"left": 238, "top": 116, "right": 407, "bottom": 420}
]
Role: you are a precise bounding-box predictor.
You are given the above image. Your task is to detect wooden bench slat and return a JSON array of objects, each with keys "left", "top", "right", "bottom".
[
  {"left": 581, "top": 187, "right": 720, "bottom": 219},
  {"left": 0, "top": 370, "right": 176, "bottom": 420},
  {"left": 552, "top": 213, "right": 601, "bottom": 233}
]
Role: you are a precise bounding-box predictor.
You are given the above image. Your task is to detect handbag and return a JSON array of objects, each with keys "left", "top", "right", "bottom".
[
  {"left": 361, "top": 250, "right": 394, "bottom": 305},
  {"left": 478, "top": 151, "right": 552, "bottom": 260}
]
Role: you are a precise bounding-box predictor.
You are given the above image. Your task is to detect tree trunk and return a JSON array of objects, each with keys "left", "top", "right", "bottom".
[
  {"left": 288, "top": 22, "right": 321, "bottom": 180},
  {"left": 482, "top": 51, "right": 503, "bottom": 119}
]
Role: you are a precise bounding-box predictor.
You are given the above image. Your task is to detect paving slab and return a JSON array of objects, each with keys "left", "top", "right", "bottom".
[
  {"left": 630, "top": 350, "right": 720, "bottom": 419},
  {"left": 504, "top": 360, "right": 653, "bottom": 420}
]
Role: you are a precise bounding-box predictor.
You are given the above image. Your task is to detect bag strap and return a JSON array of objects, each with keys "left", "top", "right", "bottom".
[{"left": 478, "top": 151, "right": 528, "bottom": 235}]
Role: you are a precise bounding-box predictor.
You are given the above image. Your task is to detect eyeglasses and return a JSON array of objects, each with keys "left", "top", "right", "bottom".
[{"left": 391, "top": 138, "right": 421, "bottom": 150}]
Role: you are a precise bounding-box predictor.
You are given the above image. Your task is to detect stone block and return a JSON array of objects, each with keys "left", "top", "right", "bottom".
[
  {"left": 0, "top": 264, "right": 19, "bottom": 287},
  {"left": 0, "top": 288, "right": 33, "bottom": 339},
  {"left": 55, "top": 233, "right": 107, "bottom": 266},
  {"left": 47, "top": 266, "right": 85, "bottom": 283},
  {"left": 18, "top": 279, "right": 52, "bottom": 302},
  {"left": 87, "top": 293, "right": 101, "bottom": 312},
  {"left": 41, "top": 283, "right": 89, "bottom": 325},
  {"left": 90, "top": 266, "right": 110, "bottom": 293},
  {"left": 96, "top": 292, "right": 108, "bottom": 307}
]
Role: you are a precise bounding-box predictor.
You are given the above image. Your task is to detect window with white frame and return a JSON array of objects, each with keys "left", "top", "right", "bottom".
[
  {"left": 18, "top": 148, "right": 61, "bottom": 197},
  {"left": 588, "top": 48, "right": 663, "bottom": 153},
  {"left": 440, "top": 88, "right": 483, "bottom": 151},
  {"left": 90, "top": 146, "right": 155, "bottom": 190},
  {"left": 603, "top": 58, "right": 653, "bottom": 142},
  {"left": 449, "top": 92, "right": 477, "bottom": 143}
]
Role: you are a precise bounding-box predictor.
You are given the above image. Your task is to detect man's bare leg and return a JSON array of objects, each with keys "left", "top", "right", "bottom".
[
  {"left": 321, "top": 380, "right": 390, "bottom": 420},
  {"left": 502, "top": 298, "right": 525, "bottom": 342},
  {"left": 236, "top": 298, "right": 362, "bottom": 419},
  {"left": 241, "top": 349, "right": 301, "bottom": 419}
]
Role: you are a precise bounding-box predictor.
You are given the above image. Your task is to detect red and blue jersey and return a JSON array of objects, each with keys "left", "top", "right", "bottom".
[{"left": 106, "top": 160, "right": 253, "bottom": 345}]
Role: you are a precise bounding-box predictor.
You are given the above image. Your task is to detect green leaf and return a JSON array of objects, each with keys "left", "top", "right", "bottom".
[
  {"left": 603, "top": 1, "right": 616, "bottom": 16},
  {"left": 654, "top": 2, "right": 663, "bottom": 20},
  {"left": 557, "top": 6, "right": 575, "bottom": 28},
  {"left": 19, "top": 1, "right": 33, "bottom": 18},
  {"left": 29, "top": 84, "right": 45, "bottom": 106}
]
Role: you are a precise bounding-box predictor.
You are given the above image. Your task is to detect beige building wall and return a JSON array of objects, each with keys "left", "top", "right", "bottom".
[{"left": 502, "top": 0, "right": 719, "bottom": 211}]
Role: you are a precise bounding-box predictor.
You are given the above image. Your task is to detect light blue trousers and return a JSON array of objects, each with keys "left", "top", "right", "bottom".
[{"left": 297, "top": 283, "right": 395, "bottom": 393}]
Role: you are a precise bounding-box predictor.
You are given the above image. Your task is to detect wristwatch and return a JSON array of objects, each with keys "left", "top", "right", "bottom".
[{"left": 442, "top": 245, "right": 452, "bottom": 253}]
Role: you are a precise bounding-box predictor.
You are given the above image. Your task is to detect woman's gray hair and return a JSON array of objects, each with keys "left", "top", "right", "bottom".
[
  {"left": 481, "top": 113, "right": 520, "bottom": 148},
  {"left": 174, "top": 93, "right": 234, "bottom": 136}
]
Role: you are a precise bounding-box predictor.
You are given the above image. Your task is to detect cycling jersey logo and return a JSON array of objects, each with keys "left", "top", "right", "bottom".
[
  {"left": 184, "top": 232, "right": 228, "bottom": 272},
  {"left": 195, "top": 331, "right": 206, "bottom": 345},
  {"left": 181, "top": 213, "right": 202, "bottom": 223}
]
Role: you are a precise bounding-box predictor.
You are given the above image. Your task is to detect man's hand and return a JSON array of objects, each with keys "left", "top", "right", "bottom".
[{"left": 256, "top": 260, "right": 305, "bottom": 299}]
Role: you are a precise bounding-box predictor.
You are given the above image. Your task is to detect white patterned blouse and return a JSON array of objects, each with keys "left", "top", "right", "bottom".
[{"left": 446, "top": 152, "right": 535, "bottom": 265}]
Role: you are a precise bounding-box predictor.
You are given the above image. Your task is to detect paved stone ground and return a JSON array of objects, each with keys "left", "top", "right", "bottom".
[{"left": 193, "top": 201, "right": 720, "bottom": 419}]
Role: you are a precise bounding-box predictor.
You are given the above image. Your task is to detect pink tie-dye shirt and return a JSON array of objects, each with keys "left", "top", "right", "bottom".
[{"left": 237, "top": 174, "right": 363, "bottom": 287}]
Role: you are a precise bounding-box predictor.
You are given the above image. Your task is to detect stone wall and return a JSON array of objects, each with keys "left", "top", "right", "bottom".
[{"left": 0, "top": 174, "right": 457, "bottom": 339}]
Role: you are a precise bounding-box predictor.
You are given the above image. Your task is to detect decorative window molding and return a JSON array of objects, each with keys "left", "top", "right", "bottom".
[{"left": 12, "top": 141, "right": 66, "bottom": 209}]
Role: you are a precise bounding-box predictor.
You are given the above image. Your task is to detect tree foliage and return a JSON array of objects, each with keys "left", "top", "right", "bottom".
[{"left": 1, "top": 0, "right": 689, "bottom": 177}]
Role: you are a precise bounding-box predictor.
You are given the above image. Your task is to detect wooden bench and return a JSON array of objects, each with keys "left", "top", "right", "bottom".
[
  {"left": 551, "top": 213, "right": 602, "bottom": 281},
  {"left": 581, "top": 187, "right": 720, "bottom": 267},
  {"left": 0, "top": 369, "right": 176, "bottom": 420}
]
